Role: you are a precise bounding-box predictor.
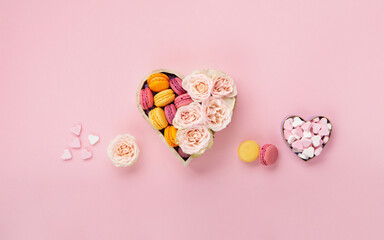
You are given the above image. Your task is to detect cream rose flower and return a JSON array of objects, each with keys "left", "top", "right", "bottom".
[
  {"left": 182, "top": 72, "right": 213, "bottom": 102},
  {"left": 176, "top": 125, "right": 213, "bottom": 156},
  {"left": 173, "top": 102, "right": 203, "bottom": 129},
  {"left": 107, "top": 134, "right": 139, "bottom": 167},
  {"left": 211, "top": 71, "right": 237, "bottom": 98},
  {"left": 202, "top": 97, "right": 233, "bottom": 132}
]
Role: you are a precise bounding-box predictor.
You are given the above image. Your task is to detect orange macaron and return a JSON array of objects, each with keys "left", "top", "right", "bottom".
[
  {"left": 154, "top": 89, "right": 176, "bottom": 107},
  {"left": 147, "top": 73, "right": 169, "bottom": 92},
  {"left": 164, "top": 126, "right": 178, "bottom": 147}
]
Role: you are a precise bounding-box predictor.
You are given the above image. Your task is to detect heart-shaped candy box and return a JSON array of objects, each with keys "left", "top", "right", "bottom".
[
  {"left": 282, "top": 115, "right": 332, "bottom": 161},
  {"left": 136, "top": 69, "right": 237, "bottom": 166}
]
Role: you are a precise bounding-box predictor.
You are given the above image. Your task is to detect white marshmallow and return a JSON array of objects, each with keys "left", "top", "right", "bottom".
[
  {"left": 327, "top": 123, "right": 332, "bottom": 130},
  {"left": 303, "top": 131, "right": 312, "bottom": 138},
  {"left": 287, "top": 135, "right": 296, "bottom": 144},
  {"left": 292, "top": 117, "right": 304, "bottom": 127},
  {"left": 312, "top": 135, "right": 322, "bottom": 147},
  {"left": 302, "top": 147, "right": 315, "bottom": 158},
  {"left": 298, "top": 153, "right": 309, "bottom": 160}
]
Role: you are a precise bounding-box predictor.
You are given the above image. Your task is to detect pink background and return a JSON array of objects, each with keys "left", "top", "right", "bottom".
[{"left": 1, "top": 0, "right": 384, "bottom": 239}]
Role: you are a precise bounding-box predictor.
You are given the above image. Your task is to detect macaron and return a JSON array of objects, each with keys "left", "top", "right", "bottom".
[
  {"left": 178, "top": 147, "right": 190, "bottom": 159},
  {"left": 170, "top": 77, "right": 187, "bottom": 95},
  {"left": 149, "top": 108, "right": 168, "bottom": 130},
  {"left": 164, "top": 104, "right": 177, "bottom": 125},
  {"left": 174, "top": 93, "right": 193, "bottom": 108},
  {"left": 147, "top": 73, "right": 169, "bottom": 92},
  {"left": 140, "top": 87, "right": 153, "bottom": 110},
  {"left": 259, "top": 144, "right": 278, "bottom": 165},
  {"left": 154, "top": 89, "right": 175, "bottom": 107},
  {"left": 164, "top": 126, "right": 178, "bottom": 147},
  {"left": 238, "top": 140, "right": 260, "bottom": 162}
]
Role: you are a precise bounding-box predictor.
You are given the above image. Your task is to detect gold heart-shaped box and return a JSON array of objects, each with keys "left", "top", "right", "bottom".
[{"left": 136, "top": 69, "right": 236, "bottom": 166}]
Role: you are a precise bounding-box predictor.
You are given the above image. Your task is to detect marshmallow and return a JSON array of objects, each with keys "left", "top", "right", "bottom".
[
  {"left": 312, "top": 123, "right": 321, "bottom": 134},
  {"left": 292, "top": 140, "right": 304, "bottom": 152},
  {"left": 298, "top": 153, "right": 309, "bottom": 160},
  {"left": 319, "top": 117, "right": 328, "bottom": 126},
  {"left": 327, "top": 123, "right": 332, "bottom": 130},
  {"left": 301, "top": 138, "right": 312, "bottom": 148},
  {"left": 292, "top": 117, "right": 304, "bottom": 127},
  {"left": 312, "top": 117, "right": 320, "bottom": 122},
  {"left": 284, "top": 130, "right": 293, "bottom": 140},
  {"left": 323, "top": 136, "right": 329, "bottom": 144},
  {"left": 284, "top": 119, "right": 293, "bottom": 131},
  {"left": 287, "top": 135, "right": 296, "bottom": 144},
  {"left": 312, "top": 135, "right": 322, "bottom": 147},
  {"left": 301, "top": 121, "right": 312, "bottom": 131},
  {"left": 319, "top": 126, "right": 330, "bottom": 136},
  {"left": 303, "top": 131, "right": 312, "bottom": 139},
  {"left": 292, "top": 127, "right": 303, "bottom": 139},
  {"left": 315, "top": 147, "right": 323, "bottom": 156},
  {"left": 302, "top": 147, "right": 315, "bottom": 158}
]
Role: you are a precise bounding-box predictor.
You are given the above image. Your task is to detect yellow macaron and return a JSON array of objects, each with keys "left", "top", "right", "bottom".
[
  {"left": 149, "top": 108, "right": 168, "bottom": 130},
  {"left": 238, "top": 140, "right": 260, "bottom": 162},
  {"left": 147, "top": 73, "right": 169, "bottom": 92},
  {"left": 164, "top": 126, "right": 178, "bottom": 147},
  {"left": 154, "top": 89, "right": 176, "bottom": 107}
]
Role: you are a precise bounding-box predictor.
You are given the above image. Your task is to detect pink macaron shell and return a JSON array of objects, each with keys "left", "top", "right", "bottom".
[
  {"left": 164, "top": 104, "right": 177, "bottom": 125},
  {"left": 178, "top": 147, "right": 190, "bottom": 159},
  {"left": 140, "top": 88, "right": 153, "bottom": 110},
  {"left": 170, "top": 77, "right": 187, "bottom": 95},
  {"left": 174, "top": 93, "right": 193, "bottom": 108},
  {"left": 260, "top": 144, "right": 278, "bottom": 165}
]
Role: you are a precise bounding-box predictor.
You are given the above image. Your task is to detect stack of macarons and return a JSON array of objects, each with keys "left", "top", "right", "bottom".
[
  {"left": 139, "top": 72, "right": 192, "bottom": 160},
  {"left": 238, "top": 140, "right": 278, "bottom": 165}
]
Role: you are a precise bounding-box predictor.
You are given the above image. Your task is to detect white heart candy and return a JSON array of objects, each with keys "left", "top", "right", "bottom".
[
  {"left": 292, "top": 117, "right": 304, "bottom": 127},
  {"left": 303, "top": 131, "right": 312, "bottom": 138},
  {"left": 70, "top": 137, "right": 81, "bottom": 148},
  {"left": 61, "top": 149, "right": 72, "bottom": 160},
  {"left": 302, "top": 147, "right": 314, "bottom": 158},
  {"left": 312, "top": 135, "right": 322, "bottom": 147},
  {"left": 88, "top": 134, "right": 100, "bottom": 145}
]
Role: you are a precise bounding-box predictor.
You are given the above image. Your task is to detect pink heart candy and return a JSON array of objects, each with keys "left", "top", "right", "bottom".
[
  {"left": 70, "top": 124, "right": 82, "bottom": 136},
  {"left": 301, "top": 121, "right": 312, "bottom": 131},
  {"left": 81, "top": 148, "right": 92, "bottom": 160},
  {"left": 70, "top": 137, "right": 81, "bottom": 148}
]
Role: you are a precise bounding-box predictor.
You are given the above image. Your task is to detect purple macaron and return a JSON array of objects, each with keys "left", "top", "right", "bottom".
[
  {"left": 174, "top": 93, "right": 193, "bottom": 109},
  {"left": 164, "top": 104, "right": 177, "bottom": 125},
  {"left": 178, "top": 147, "right": 190, "bottom": 159},
  {"left": 170, "top": 77, "right": 187, "bottom": 95}
]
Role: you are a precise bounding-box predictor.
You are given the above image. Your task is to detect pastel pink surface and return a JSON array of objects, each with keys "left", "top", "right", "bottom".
[{"left": 1, "top": 0, "right": 384, "bottom": 239}]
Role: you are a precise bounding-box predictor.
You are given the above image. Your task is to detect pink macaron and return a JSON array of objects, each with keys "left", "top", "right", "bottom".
[
  {"left": 170, "top": 77, "right": 187, "bottom": 95},
  {"left": 140, "top": 87, "right": 153, "bottom": 110},
  {"left": 164, "top": 104, "right": 177, "bottom": 125},
  {"left": 260, "top": 144, "right": 278, "bottom": 165},
  {"left": 178, "top": 147, "right": 190, "bottom": 159},
  {"left": 174, "top": 93, "right": 193, "bottom": 108}
]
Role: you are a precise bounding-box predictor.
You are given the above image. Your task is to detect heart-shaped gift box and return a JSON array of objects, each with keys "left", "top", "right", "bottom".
[{"left": 136, "top": 69, "right": 237, "bottom": 166}]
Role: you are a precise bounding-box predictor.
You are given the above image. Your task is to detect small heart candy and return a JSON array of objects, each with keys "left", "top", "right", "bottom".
[
  {"left": 70, "top": 124, "right": 82, "bottom": 136},
  {"left": 282, "top": 115, "right": 332, "bottom": 161},
  {"left": 70, "top": 137, "right": 81, "bottom": 148},
  {"left": 61, "top": 149, "right": 72, "bottom": 160},
  {"left": 88, "top": 134, "right": 99, "bottom": 145},
  {"left": 81, "top": 148, "right": 92, "bottom": 160}
]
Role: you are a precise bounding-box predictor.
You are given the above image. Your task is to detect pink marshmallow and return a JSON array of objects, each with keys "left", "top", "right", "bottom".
[
  {"left": 315, "top": 147, "right": 323, "bottom": 156},
  {"left": 312, "top": 123, "right": 322, "bottom": 134},
  {"left": 323, "top": 136, "right": 329, "bottom": 143},
  {"left": 284, "top": 130, "right": 293, "bottom": 140},
  {"left": 312, "top": 117, "right": 320, "bottom": 122},
  {"left": 284, "top": 119, "right": 293, "bottom": 131},
  {"left": 301, "top": 121, "right": 312, "bottom": 131},
  {"left": 292, "top": 140, "right": 304, "bottom": 152},
  {"left": 319, "top": 125, "right": 330, "bottom": 136},
  {"left": 319, "top": 117, "right": 328, "bottom": 126},
  {"left": 301, "top": 138, "right": 312, "bottom": 148},
  {"left": 292, "top": 127, "right": 303, "bottom": 139}
]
